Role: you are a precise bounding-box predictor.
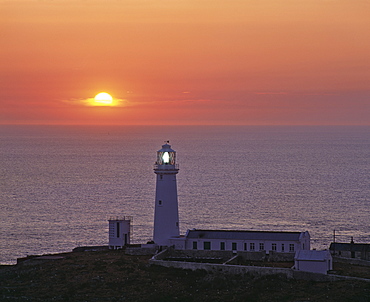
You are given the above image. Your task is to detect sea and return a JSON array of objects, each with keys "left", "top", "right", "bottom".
[{"left": 1, "top": 125, "right": 369, "bottom": 264}]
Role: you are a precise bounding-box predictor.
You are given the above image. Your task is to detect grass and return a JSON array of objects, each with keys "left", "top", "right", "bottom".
[{"left": 0, "top": 250, "right": 369, "bottom": 301}]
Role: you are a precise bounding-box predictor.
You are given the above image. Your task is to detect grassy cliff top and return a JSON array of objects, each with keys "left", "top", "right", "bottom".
[{"left": 1, "top": 250, "right": 369, "bottom": 302}]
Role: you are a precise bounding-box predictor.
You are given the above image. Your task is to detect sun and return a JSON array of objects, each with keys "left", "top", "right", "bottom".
[{"left": 94, "top": 92, "right": 113, "bottom": 105}]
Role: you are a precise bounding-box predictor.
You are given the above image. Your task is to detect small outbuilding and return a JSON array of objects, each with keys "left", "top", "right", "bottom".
[
  {"left": 329, "top": 241, "right": 370, "bottom": 261},
  {"left": 108, "top": 217, "right": 132, "bottom": 249},
  {"left": 294, "top": 250, "right": 332, "bottom": 275}
]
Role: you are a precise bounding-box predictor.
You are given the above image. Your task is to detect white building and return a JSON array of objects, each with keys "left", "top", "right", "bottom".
[
  {"left": 108, "top": 217, "right": 131, "bottom": 249},
  {"left": 169, "top": 229, "right": 310, "bottom": 254},
  {"left": 153, "top": 142, "right": 180, "bottom": 246},
  {"left": 294, "top": 250, "right": 332, "bottom": 274}
]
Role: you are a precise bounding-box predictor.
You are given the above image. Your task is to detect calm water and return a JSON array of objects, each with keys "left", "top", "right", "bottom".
[{"left": 0, "top": 125, "right": 369, "bottom": 264}]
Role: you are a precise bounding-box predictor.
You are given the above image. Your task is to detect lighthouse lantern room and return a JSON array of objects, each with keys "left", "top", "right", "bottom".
[{"left": 153, "top": 142, "right": 180, "bottom": 246}]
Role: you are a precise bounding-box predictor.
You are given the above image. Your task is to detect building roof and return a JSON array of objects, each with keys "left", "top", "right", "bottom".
[
  {"left": 295, "top": 250, "right": 331, "bottom": 261},
  {"left": 186, "top": 229, "right": 306, "bottom": 241},
  {"left": 329, "top": 242, "right": 370, "bottom": 252}
]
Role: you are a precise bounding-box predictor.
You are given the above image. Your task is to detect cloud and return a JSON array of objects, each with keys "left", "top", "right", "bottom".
[
  {"left": 254, "top": 92, "right": 288, "bottom": 95},
  {"left": 64, "top": 97, "right": 126, "bottom": 107},
  {"left": 254, "top": 92, "right": 339, "bottom": 96}
]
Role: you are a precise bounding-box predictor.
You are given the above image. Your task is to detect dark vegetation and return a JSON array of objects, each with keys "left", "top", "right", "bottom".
[{"left": 0, "top": 250, "right": 369, "bottom": 302}]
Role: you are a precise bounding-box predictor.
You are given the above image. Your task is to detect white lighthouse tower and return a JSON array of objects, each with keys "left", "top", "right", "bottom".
[{"left": 153, "top": 142, "right": 180, "bottom": 246}]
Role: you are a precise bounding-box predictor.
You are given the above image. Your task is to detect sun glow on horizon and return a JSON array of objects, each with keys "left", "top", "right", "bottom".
[{"left": 70, "top": 91, "right": 125, "bottom": 108}]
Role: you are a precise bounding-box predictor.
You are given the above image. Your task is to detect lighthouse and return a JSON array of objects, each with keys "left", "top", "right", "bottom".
[{"left": 153, "top": 142, "right": 180, "bottom": 246}]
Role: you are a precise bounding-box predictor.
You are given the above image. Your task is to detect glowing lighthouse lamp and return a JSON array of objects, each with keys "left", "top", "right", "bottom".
[{"left": 153, "top": 142, "right": 180, "bottom": 246}]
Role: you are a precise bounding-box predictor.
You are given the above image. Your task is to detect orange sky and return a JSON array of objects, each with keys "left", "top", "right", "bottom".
[{"left": 1, "top": 0, "right": 369, "bottom": 125}]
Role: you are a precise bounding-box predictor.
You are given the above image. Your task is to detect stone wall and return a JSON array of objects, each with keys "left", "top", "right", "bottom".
[
  {"left": 149, "top": 258, "right": 370, "bottom": 282},
  {"left": 149, "top": 259, "right": 294, "bottom": 279},
  {"left": 125, "top": 246, "right": 157, "bottom": 256},
  {"left": 235, "top": 251, "right": 266, "bottom": 262},
  {"left": 158, "top": 249, "right": 294, "bottom": 262},
  {"left": 164, "top": 249, "right": 234, "bottom": 261},
  {"left": 333, "top": 250, "right": 370, "bottom": 261},
  {"left": 334, "top": 256, "right": 370, "bottom": 267},
  {"left": 268, "top": 251, "right": 295, "bottom": 262}
]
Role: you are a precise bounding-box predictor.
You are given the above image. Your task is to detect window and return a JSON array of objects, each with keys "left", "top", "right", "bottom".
[
  {"left": 204, "top": 242, "right": 211, "bottom": 250},
  {"left": 259, "top": 243, "right": 264, "bottom": 251},
  {"left": 158, "top": 200, "right": 162, "bottom": 205},
  {"left": 176, "top": 222, "right": 179, "bottom": 227},
  {"left": 220, "top": 242, "right": 225, "bottom": 250},
  {"left": 232, "top": 242, "right": 237, "bottom": 251},
  {"left": 160, "top": 175, "right": 163, "bottom": 180},
  {"left": 281, "top": 244, "right": 285, "bottom": 252},
  {"left": 289, "top": 244, "right": 295, "bottom": 252},
  {"left": 193, "top": 241, "right": 197, "bottom": 250},
  {"left": 116, "top": 222, "right": 120, "bottom": 238},
  {"left": 250, "top": 243, "right": 255, "bottom": 251},
  {"left": 244, "top": 243, "right": 247, "bottom": 251},
  {"left": 272, "top": 243, "right": 277, "bottom": 251}
]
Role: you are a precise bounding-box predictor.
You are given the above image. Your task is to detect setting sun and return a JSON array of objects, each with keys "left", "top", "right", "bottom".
[
  {"left": 94, "top": 92, "right": 113, "bottom": 105},
  {"left": 76, "top": 91, "right": 125, "bottom": 107}
]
